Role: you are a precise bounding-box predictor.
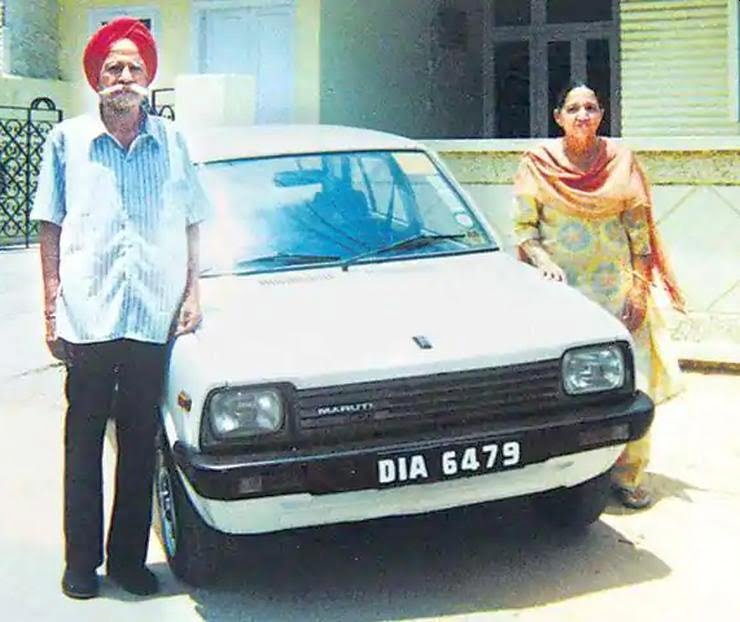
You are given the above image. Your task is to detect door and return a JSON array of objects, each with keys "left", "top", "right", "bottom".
[
  {"left": 546, "top": 37, "right": 613, "bottom": 137},
  {"left": 484, "top": 0, "right": 619, "bottom": 138},
  {"left": 198, "top": 3, "right": 295, "bottom": 123}
]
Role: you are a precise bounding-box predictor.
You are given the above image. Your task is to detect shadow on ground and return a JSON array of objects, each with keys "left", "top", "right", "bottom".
[
  {"left": 185, "top": 498, "right": 671, "bottom": 622},
  {"left": 93, "top": 562, "right": 191, "bottom": 602},
  {"left": 603, "top": 471, "right": 707, "bottom": 517},
  {"left": 645, "top": 472, "right": 708, "bottom": 503}
]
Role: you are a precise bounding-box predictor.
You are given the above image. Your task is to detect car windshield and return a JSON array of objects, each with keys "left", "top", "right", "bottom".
[{"left": 197, "top": 149, "right": 496, "bottom": 276}]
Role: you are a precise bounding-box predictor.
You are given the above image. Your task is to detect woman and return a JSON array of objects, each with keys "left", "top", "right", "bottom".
[{"left": 512, "top": 82, "right": 684, "bottom": 509}]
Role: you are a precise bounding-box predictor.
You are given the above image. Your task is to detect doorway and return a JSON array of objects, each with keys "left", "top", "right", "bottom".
[
  {"left": 484, "top": 0, "right": 619, "bottom": 138},
  {"left": 195, "top": 1, "right": 296, "bottom": 124}
]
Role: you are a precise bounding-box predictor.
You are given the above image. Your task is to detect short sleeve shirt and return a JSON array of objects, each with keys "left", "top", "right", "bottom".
[{"left": 30, "top": 112, "right": 210, "bottom": 344}]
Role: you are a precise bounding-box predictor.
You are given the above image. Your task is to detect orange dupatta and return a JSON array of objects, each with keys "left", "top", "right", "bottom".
[{"left": 513, "top": 138, "right": 685, "bottom": 311}]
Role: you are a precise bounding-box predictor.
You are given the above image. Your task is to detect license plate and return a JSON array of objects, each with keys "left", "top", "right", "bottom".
[{"left": 376, "top": 439, "right": 523, "bottom": 487}]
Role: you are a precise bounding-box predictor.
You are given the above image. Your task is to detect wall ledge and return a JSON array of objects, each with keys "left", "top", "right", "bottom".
[
  {"left": 429, "top": 138, "right": 740, "bottom": 185},
  {"left": 424, "top": 136, "right": 740, "bottom": 154}
]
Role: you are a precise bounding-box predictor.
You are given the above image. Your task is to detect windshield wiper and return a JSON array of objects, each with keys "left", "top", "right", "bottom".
[
  {"left": 202, "top": 252, "right": 341, "bottom": 275},
  {"left": 341, "top": 233, "right": 467, "bottom": 271}
]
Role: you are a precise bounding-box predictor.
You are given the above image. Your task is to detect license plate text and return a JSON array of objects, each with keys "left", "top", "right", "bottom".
[{"left": 377, "top": 441, "right": 522, "bottom": 486}]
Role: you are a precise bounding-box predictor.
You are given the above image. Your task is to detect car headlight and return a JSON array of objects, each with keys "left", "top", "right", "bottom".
[
  {"left": 562, "top": 344, "right": 626, "bottom": 395},
  {"left": 205, "top": 387, "right": 284, "bottom": 441}
]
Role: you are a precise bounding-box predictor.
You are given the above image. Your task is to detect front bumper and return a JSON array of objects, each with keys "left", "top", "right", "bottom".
[{"left": 172, "top": 391, "right": 653, "bottom": 501}]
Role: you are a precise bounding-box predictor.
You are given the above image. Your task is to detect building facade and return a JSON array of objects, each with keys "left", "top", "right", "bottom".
[
  {"left": 1, "top": 0, "right": 738, "bottom": 138},
  {"left": 0, "top": 0, "right": 738, "bottom": 359}
]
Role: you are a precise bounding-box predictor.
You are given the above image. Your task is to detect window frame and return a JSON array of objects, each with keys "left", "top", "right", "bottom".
[
  {"left": 482, "top": 0, "right": 620, "bottom": 138},
  {"left": 191, "top": 0, "right": 296, "bottom": 73},
  {"left": 87, "top": 6, "right": 163, "bottom": 47}
]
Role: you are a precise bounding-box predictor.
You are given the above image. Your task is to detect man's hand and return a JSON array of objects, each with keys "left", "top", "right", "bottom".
[
  {"left": 174, "top": 294, "right": 202, "bottom": 336},
  {"left": 621, "top": 284, "right": 648, "bottom": 332},
  {"left": 44, "top": 311, "right": 65, "bottom": 360},
  {"left": 175, "top": 224, "right": 203, "bottom": 337}
]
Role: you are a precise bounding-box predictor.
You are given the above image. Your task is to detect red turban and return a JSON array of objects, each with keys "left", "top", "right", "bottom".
[{"left": 83, "top": 17, "right": 158, "bottom": 90}]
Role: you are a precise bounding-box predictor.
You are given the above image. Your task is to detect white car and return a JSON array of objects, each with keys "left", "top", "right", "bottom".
[{"left": 155, "top": 125, "right": 653, "bottom": 585}]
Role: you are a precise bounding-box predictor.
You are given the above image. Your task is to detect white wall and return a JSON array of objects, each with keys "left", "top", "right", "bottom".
[
  {"left": 0, "top": 76, "right": 71, "bottom": 112},
  {"left": 5, "top": 0, "right": 59, "bottom": 79},
  {"left": 319, "top": 0, "right": 483, "bottom": 138}
]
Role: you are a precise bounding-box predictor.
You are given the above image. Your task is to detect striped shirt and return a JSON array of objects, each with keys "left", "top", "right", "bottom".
[{"left": 31, "top": 112, "right": 209, "bottom": 344}]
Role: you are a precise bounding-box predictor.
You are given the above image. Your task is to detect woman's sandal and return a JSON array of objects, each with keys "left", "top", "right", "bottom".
[{"left": 613, "top": 485, "right": 653, "bottom": 510}]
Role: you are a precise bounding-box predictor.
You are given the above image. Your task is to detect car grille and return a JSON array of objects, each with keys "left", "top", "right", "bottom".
[{"left": 293, "top": 359, "right": 562, "bottom": 437}]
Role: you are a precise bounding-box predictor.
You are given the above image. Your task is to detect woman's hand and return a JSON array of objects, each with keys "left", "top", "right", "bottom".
[
  {"left": 537, "top": 256, "right": 567, "bottom": 283},
  {"left": 521, "top": 240, "right": 567, "bottom": 283},
  {"left": 621, "top": 284, "right": 648, "bottom": 331}
]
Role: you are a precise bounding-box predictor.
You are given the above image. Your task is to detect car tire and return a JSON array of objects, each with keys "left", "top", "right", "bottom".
[
  {"left": 153, "top": 432, "right": 232, "bottom": 586},
  {"left": 532, "top": 469, "right": 612, "bottom": 530}
]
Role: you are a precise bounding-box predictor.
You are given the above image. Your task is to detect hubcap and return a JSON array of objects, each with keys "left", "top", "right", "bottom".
[{"left": 156, "top": 451, "right": 178, "bottom": 557}]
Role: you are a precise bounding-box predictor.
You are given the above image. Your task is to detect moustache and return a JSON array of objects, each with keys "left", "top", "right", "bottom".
[{"left": 98, "top": 83, "right": 150, "bottom": 98}]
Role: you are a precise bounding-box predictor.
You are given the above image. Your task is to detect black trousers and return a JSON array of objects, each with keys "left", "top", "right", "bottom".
[{"left": 62, "top": 339, "right": 168, "bottom": 573}]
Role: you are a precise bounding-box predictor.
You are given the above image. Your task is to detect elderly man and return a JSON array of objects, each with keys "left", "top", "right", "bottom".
[{"left": 31, "top": 18, "right": 208, "bottom": 599}]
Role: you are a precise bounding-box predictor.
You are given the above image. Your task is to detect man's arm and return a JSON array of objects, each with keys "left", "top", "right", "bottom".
[
  {"left": 39, "top": 221, "right": 65, "bottom": 359},
  {"left": 30, "top": 127, "right": 66, "bottom": 357},
  {"left": 174, "top": 224, "right": 202, "bottom": 336},
  {"left": 171, "top": 128, "right": 208, "bottom": 337}
]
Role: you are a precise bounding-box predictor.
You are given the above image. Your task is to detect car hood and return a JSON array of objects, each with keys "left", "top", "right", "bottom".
[{"left": 187, "top": 252, "right": 629, "bottom": 389}]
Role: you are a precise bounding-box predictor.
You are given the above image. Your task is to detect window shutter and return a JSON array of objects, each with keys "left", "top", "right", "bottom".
[{"left": 621, "top": 0, "right": 735, "bottom": 135}]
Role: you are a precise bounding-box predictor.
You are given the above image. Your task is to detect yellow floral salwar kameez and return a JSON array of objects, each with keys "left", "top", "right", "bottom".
[{"left": 512, "top": 138, "right": 684, "bottom": 491}]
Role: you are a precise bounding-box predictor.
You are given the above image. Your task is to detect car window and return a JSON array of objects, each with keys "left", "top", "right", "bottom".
[
  {"left": 197, "top": 150, "right": 495, "bottom": 276},
  {"left": 350, "top": 156, "right": 411, "bottom": 231}
]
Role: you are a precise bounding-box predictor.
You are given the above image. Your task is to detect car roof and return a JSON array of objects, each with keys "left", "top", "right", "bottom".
[{"left": 184, "top": 124, "right": 425, "bottom": 164}]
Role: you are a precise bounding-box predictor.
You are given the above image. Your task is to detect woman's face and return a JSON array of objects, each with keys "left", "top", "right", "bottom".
[{"left": 554, "top": 87, "right": 603, "bottom": 139}]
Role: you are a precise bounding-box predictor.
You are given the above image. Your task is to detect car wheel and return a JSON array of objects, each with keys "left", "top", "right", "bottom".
[
  {"left": 532, "top": 469, "right": 612, "bottom": 530},
  {"left": 154, "top": 433, "right": 231, "bottom": 586}
]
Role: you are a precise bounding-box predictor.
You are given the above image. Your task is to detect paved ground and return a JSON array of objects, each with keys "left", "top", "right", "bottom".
[{"left": 2, "top": 246, "right": 739, "bottom": 622}]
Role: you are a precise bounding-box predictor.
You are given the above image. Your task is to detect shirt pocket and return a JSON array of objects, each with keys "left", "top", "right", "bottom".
[{"left": 67, "top": 164, "right": 123, "bottom": 237}]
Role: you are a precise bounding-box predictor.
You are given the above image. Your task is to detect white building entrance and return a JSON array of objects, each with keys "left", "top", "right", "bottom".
[{"left": 195, "top": 0, "right": 296, "bottom": 124}]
